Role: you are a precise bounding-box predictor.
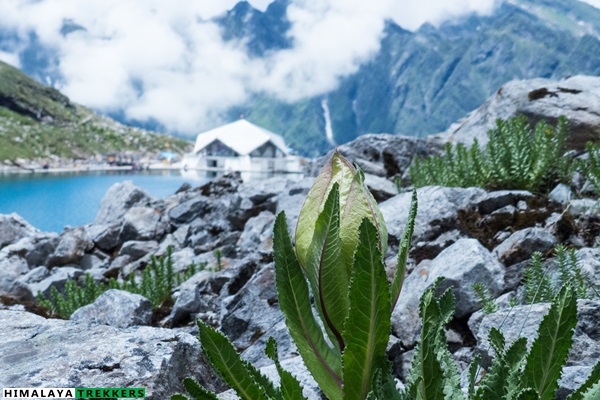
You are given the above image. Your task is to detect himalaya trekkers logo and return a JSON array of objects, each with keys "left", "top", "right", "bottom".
[{"left": 2, "top": 387, "right": 145, "bottom": 398}]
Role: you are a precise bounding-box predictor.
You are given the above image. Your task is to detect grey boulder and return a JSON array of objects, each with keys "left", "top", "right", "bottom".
[
  {"left": 0, "top": 213, "right": 38, "bottom": 249},
  {"left": 441, "top": 75, "right": 600, "bottom": 150},
  {"left": 380, "top": 186, "right": 485, "bottom": 251},
  {"left": 0, "top": 310, "right": 222, "bottom": 399},
  {"left": 70, "top": 289, "right": 153, "bottom": 328},
  {"left": 94, "top": 181, "right": 154, "bottom": 225},
  {"left": 392, "top": 238, "right": 505, "bottom": 346},
  {"left": 119, "top": 207, "right": 166, "bottom": 241},
  {"left": 493, "top": 227, "right": 557, "bottom": 266}
]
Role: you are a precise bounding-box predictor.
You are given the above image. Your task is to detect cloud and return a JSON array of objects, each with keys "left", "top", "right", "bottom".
[
  {"left": 0, "top": 50, "right": 20, "bottom": 68},
  {"left": 582, "top": 0, "right": 600, "bottom": 8},
  {"left": 0, "top": 0, "right": 501, "bottom": 134}
]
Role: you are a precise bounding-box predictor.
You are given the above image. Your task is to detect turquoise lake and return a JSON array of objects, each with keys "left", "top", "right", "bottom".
[{"left": 0, "top": 170, "right": 211, "bottom": 232}]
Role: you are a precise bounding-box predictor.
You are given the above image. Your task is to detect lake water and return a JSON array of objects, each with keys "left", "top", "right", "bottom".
[{"left": 0, "top": 170, "right": 211, "bottom": 232}]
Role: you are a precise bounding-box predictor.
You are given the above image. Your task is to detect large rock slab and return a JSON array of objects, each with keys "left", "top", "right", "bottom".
[
  {"left": 441, "top": 75, "right": 600, "bottom": 150},
  {"left": 0, "top": 310, "right": 222, "bottom": 399},
  {"left": 70, "top": 289, "right": 153, "bottom": 328},
  {"left": 306, "top": 134, "right": 441, "bottom": 178},
  {"left": 380, "top": 186, "right": 485, "bottom": 254},
  {"left": 392, "top": 238, "right": 505, "bottom": 346},
  {"left": 94, "top": 181, "right": 154, "bottom": 225},
  {"left": 220, "top": 264, "right": 291, "bottom": 366},
  {"left": 0, "top": 213, "right": 38, "bottom": 249}
]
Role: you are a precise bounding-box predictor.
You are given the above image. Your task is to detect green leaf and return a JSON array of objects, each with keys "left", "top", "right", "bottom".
[
  {"left": 340, "top": 167, "right": 388, "bottom": 276},
  {"left": 305, "top": 183, "right": 349, "bottom": 351},
  {"left": 412, "top": 282, "right": 446, "bottom": 400},
  {"left": 182, "top": 378, "right": 219, "bottom": 400},
  {"left": 523, "top": 285, "right": 578, "bottom": 400},
  {"left": 171, "top": 394, "right": 191, "bottom": 400},
  {"left": 295, "top": 152, "right": 387, "bottom": 285},
  {"left": 342, "top": 219, "right": 392, "bottom": 400},
  {"left": 515, "top": 388, "right": 540, "bottom": 400},
  {"left": 467, "top": 355, "right": 481, "bottom": 398},
  {"left": 391, "top": 188, "right": 417, "bottom": 310},
  {"left": 581, "top": 381, "right": 600, "bottom": 400},
  {"left": 265, "top": 337, "right": 308, "bottom": 400},
  {"left": 295, "top": 151, "right": 355, "bottom": 269},
  {"left": 477, "top": 337, "right": 527, "bottom": 400},
  {"left": 366, "top": 369, "right": 403, "bottom": 400},
  {"left": 197, "top": 321, "right": 269, "bottom": 400},
  {"left": 566, "top": 361, "right": 600, "bottom": 400},
  {"left": 488, "top": 328, "right": 506, "bottom": 355},
  {"left": 273, "top": 212, "right": 343, "bottom": 400}
]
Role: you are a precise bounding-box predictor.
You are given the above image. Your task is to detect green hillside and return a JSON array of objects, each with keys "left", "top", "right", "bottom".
[{"left": 0, "top": 61, "right": 191, "bottom": 161}]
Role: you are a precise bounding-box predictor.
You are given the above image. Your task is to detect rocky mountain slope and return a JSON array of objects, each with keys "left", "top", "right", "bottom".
[
  {"left": 0, "top": 130, "right": 598, "bottom": 397},
  {"left": 440, "top": 75, "right": 600, "bottom": 149},
  {"left": 0, "top": 60, "right": 191, "bottom": 161},
  {"left": 221, "top": 0, "right": 600, "bottom": 156}
]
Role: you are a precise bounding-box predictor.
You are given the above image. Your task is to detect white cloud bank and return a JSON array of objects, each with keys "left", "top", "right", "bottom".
[{"left": 0, "top": 0, "right": 500, "bottom": 134}]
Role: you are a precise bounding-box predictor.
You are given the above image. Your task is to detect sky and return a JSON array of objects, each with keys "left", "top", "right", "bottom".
[{"left": 0, "top": 0, "right": 564, "bottom": 135}]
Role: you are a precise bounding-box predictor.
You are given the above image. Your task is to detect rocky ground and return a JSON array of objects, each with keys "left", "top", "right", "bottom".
[{"left": 0, "top": 133, "right": 599, "bottom": 399}]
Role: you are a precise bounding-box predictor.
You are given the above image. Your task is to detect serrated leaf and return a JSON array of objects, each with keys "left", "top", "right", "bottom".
[
  {"left": 581, "top": 380, "right": 600, "bottom": 400},
  {"left": 342, "top": 219, "right": 392, "bottom": 400},
  {"left": 171, "top": 394, "right": 191, "bottom": 400},
  {"left": 414, "top": 284, "right": 446, "bottom": 400},
  {"left": 566, "top": 360, "right": 600, "bottom": 400},
  {"left": 197, "top": 321, "right": 269, "bottom": 400},
  {"left": 467, "top": 355, "right": 481, "bottom": 398},
  {"left": 265, "top": 337, "right": 308, "bottom": 400},
  {"left": 515, "top": 388, "right": 540, "bottom": 400},
  {"left": 391, "top": 189, "right": 417, "bottom": 310},
  {"left": 478, "top": 337, "right": 527, "bottom": 400},
  {"left": 380, "top": 373, "right": 403, "bottom": 400},
  {"left": 305, "top": 183, "right": 349, "bottom": 351},
  {"left": 439, "top": 347, "right": 464, "bottom": 400},
  {"left": 273, "top": 212, "right": 343, "bottom": 400},
  {"left": 504, "top": 338, "right": 529, "bottom": 399},
  {"left": 438, "top": 287, "right": 455, "bottom": 325},
  {"left": 488, "top": 327, "right": 506, "bottom": 355},
  {"left": 523, "top": 285, "right": 578, "bottom": 400},
  {"left": 182, "top": 377, "right": 219, "bottom": 400},
  {"left": 401, "top": 377, "right": 421, "bottom": 400}
]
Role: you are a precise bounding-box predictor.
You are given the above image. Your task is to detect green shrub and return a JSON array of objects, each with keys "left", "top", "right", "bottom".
[
  {"left": 37, "top": 273, "right": 108, "bottom": 319},
  {"left": 410, "top": 116, "right": 569, "bottom": 192},
  {"left": 473, "top": 282, "right": 499, "bottom": 314},
  {"left": 38, "top": 246, "right": 199, "bottom": 318},
  {"left": 174, "top": 151, "right": 600, "bottom": 400},
  {"left": 523, "top": 245, "right": 598, "bottom": 304},
  {"left": 584, "top": 142, "right": 600, "bottom": 195}
]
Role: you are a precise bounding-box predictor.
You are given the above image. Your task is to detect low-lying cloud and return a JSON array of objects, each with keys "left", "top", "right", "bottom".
[{"left": 0, "top": 0, "right": 501, "bottom": 134}]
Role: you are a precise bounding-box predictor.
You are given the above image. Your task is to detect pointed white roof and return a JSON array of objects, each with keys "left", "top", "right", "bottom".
[{"left": 193, "top": 119, "right": 289, "bottom": 156}]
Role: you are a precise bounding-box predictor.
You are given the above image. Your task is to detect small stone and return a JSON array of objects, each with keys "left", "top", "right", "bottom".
[
  {"left": 493, "top": 227, "right": 557, "bottom": 266},
  {"left": 549, "top": 183, "right": 574, "bottom": 205}
]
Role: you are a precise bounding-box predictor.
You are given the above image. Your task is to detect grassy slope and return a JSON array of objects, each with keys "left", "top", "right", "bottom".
[{"left": 0, "top": 61, "right": 192, "bottom": 161}]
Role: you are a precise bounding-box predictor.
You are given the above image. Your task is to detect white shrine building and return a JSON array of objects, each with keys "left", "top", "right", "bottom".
[{"left": 181, "top": 119, "right": 301, "bottom": 173}]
